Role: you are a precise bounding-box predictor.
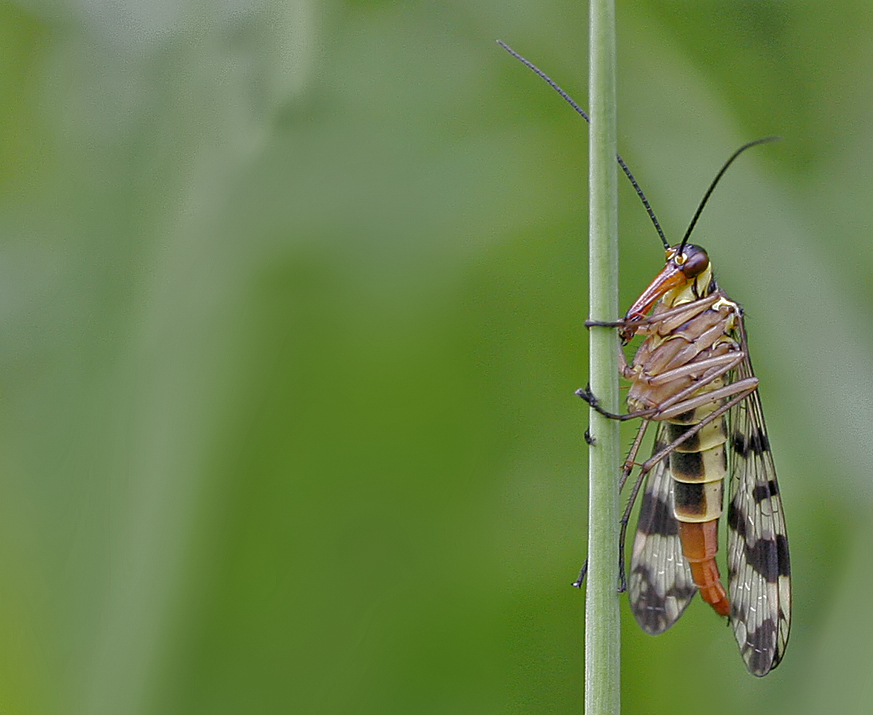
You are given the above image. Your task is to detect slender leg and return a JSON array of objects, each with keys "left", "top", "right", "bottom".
[
  {"left": 573, "top": 386, "right": 758, "bottom": 590},
  {"left": 585, "top": 293, "right": 721, "bottom": 334},
  {"left": 573, "top": 420, "right": 650, "bottom": 588},
  {"left": 578, "top": 350, "right": 750, "bottom": 422},
  {"left": 639, "top": 387, "right": 756, "bottom": 472},
  {"left": 577, "top": 385, "right": 639, "bottom": 420},
  {"left": 617, "top": 466, "right": 648, "bottom": 592}
]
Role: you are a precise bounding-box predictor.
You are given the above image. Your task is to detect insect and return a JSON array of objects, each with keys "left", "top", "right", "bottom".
[
  {"left": 578, "top": 142, "right": 791, "bottom": 676},
  {"left": 497, "top": 40, "right": 791, "bottom": 676}
]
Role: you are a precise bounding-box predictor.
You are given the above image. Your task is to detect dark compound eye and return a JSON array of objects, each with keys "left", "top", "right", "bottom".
[{"left": 674, "top": 244, "right": 709, "bottom": 279}]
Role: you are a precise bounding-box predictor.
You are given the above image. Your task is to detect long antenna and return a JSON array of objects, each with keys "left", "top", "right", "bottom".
[
  {"left": 497, "top": 40, "right": 670, "bottom": 250},
  {"left": 677, "top": 136, "right": 779, "bottom": 252}
]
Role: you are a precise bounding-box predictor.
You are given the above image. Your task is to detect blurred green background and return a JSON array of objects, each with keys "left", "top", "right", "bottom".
[{"left": 0, "top": 0, "right": 870, "bottom": 712}]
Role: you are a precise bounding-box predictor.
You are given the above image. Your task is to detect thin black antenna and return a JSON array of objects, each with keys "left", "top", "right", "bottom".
[
  {"left": 677, "top": 136, "right": 779, "bottom": 253},
  {"left": 497, "top": 40, "right": 670, "bottom": 250}
]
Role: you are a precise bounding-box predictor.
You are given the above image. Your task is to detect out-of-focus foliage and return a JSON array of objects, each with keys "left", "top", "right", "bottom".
[{"left": 0, "top": 0, "right": 868, "bottom": 712}]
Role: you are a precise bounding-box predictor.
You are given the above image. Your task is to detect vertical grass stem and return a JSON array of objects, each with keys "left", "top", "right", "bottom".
[{"left": 585, "top": 0, "right": 622, "bottom": 711}]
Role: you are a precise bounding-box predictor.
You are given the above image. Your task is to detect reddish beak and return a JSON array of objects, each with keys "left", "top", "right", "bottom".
[{"left": 621, "top": 262, "right": 688, "bottom": 332}]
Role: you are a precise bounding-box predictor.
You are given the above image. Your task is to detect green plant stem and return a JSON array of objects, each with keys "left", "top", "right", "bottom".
[{"left": 585, "top": 0, "right": 621, "bottom": 711}]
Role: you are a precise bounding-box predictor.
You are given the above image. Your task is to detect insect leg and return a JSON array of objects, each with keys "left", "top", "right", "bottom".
[
  {"left": 576, "top": 385, "right": 759, "bottom": 590},
  {"left": 641, "top": 386, "right": 758, "bottom": 473},
  {"left": 577, "top": 340, "right": 634, "bottom": 420},
  {"left": 585, "top": 294, "right": 721, "bottom": 334},
  {"left": 638, "top": 351, "right": 751, "bottom": 419},
  {"left": 640, "top": 294, "right": 724, "bottom": 336},
  {"left": 656, "top": 377, "right": 757, "bottom": 421},
  {"left": 585, "top": 318, "right": 627, "bottom": 329},
  {"left": 573, "top": 420, "right": 651, "bottom": 588},
  {"left": 579, "top": 343, "right": 748, "bottom": 421},
  {"left": 577, "top": 386, "right": 641, "bottom": 420},
  {"left": 646, "top": 351, "right": 745, "bottom": 387},
  {"left": 577, "top": 369, "right": 751, "bottom": 422},
  {"left": 616, "top": 448, "right": 651, "bottom": 593}
]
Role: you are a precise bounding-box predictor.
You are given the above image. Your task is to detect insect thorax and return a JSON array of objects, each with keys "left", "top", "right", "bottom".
[{"left": 625, "top": 287, "right": 741, "bottom": 415}]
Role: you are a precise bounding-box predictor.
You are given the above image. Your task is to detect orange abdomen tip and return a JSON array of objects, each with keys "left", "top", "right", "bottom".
[{"left": 677, "top": 520, "right": 730, "bottom": 617}]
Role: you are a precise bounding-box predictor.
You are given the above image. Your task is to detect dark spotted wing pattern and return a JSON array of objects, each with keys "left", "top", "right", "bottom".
[
  {"left": 628, "top": 424, "right": 697, "bottom": 634},
  {"left": 727, "top": 319, "right": 791, "bottom": 676}
]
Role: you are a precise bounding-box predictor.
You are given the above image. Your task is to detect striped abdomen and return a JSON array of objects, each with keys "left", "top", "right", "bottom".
[{"left": 668, "top": 386, "right": 730, "bottom": 616}]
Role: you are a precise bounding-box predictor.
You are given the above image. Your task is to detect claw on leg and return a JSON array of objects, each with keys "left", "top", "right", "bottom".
[
  {"left": 576, "top": 386, "right": 630, "bottom": 420},
  {"left": 572, "top": 558, "right": 627, "bottom": 593},
  {"left": 576, "top": 385, "right": 598, "bottom": 407},
  {"left": 572, "top": 562, "right": 587, "bottom": 588}
]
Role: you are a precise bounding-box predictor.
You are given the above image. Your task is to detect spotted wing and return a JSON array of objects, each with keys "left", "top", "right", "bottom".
[
  {"left": 628, "top": 423, "right": 697, "bottom": 634},
  {"left": 727, "top": 319, "right": 791, "bottom": 676}
]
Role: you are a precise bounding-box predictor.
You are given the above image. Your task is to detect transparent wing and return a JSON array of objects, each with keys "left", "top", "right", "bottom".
[
  {"left": 727, "top": 318, "right": 791, "bottom": 676},
  {"left": 628, "top": 423, "right": 697, "bottom": 634}
]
